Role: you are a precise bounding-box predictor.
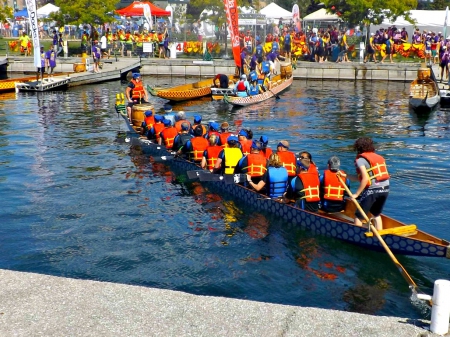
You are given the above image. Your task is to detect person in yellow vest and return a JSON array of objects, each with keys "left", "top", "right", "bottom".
[
  {"left": 213, "top": 136, "right": 243, "bottom": 174},
  {"left": 18, "top": 32, "right": 31, "bottom": 56},
  {"left": 135, "top": 32, "right": 143, "bottom": 57},
  {"left": 124, "top": 30, "right": 134, "bottom": 58},
  {"left": 118, "top": 29, "right": 126, "bottom": 57}
]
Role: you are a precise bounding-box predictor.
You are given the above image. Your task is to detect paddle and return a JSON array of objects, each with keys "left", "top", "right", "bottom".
[
  {"left": 336, "top": 173, "right": 417, "bottom": 291},
  {"left": 186, "top": 170, "right": 246, "bottom": 184}
]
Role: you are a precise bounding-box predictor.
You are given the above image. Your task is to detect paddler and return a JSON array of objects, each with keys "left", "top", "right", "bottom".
[
  {"left": 183, "top": 125, "right": 209, "bottom": 162},
  {"left": 289, "top": 155, "right": 321, "bottom": 213},
  {"left": 147, "top": 115, "right": 164, "bottom": 142},
  {"left": 218, "top": 122, "right": 232, "bottom": 146},
  {"left": 276, "top": 140, "right": 297, "bottom": 181},
  {"left": 174, "top": 111, "right": 192, "bottom": 134},
  {"left": 238, "top": 129, "right": 253, "bottom": 155},
  {"left": 159, "top": 119, "right": 178, "bottom": 149},
  {"left": 213, "top": 136, "right": 243, "bottom": 174},
  {"left": 125, "top": 73, "right": 150, "bottom": 123},
  {"left": 351, "top": 137, "right": 390, "bottom": 230},
  {"left": 320, "top": 156, "right": 350, "bottom": 213},
  {"left": 173, "top": 122, "right": 193, "bottom": 153},
  {"left": 259, "top": 136, "right": 273, "bottom": 159},
  {"left": 234, "top": 141, "right": 268, "bottom": 185},
  {"left": 201, "top": 135, "right": 221, "bottom": 171},
  {"left": 191, "top": 115, "right": 207, "bottom": 137}
]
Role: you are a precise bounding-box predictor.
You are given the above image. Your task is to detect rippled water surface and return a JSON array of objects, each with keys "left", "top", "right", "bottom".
[{"left": 1, "top": 77, "right": 449, "bottom": 318}]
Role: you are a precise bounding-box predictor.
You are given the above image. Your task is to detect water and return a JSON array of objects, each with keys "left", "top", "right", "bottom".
[{"left": 1, "top": 78, "right": 449, "bottom": 319}]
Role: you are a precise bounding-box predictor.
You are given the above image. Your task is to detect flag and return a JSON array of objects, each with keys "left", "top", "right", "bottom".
[
  {"left": 444, "top": 6, "right": 448, "bottom": 40},
  {"left": 143, "top": 4, "right": 152, "bottom": 30},
  {"left": 25, "top": 0, "right": 41, "bottom": 68},
  {"left": 223, "top": 0, "right": 241, "bottom": 68},
  {"left": 292, "top": 4, "right": 301, "bottom": 33}
]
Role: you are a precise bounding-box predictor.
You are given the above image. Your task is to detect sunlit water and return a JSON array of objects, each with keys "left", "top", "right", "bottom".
[{"left": 1, "top": 77, "right": 449, "bottom": 319}]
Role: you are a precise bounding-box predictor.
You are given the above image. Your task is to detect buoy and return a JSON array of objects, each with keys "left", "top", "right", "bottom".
[{"left": 430, "top": 280, "right": 450, "bottom": 335}]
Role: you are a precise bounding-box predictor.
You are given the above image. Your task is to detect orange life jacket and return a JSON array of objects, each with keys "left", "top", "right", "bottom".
[
  {"left": 161, "top": 127, "right": 178, "bottom": 149},
  {"left": 131, "top": 79, "right": 145, "bottom": 100},
  {"left": 240, "top": 139, "right": 253, "bottom": 155},
  {"left": 144, "top": 115, "right": 155, "bottom": 129},
  {"left": 152, "top": 123, "right": 165, "bottom": 142},
  {"left": 219, "top": 132, "right": 232, "bottom": 146},
  {"left": 193, "top": 123, "right": 207, "bottom": 136},
  {"left": 308, "top": 162, "right": 319, "bottom": 175},
  {"left": 205, "top": 145, "right": 222, "bottom": 170},
  {"left": 322, "top": 169, "right": 346, "bottom": 201},
  {"left": 242, "top": 153, "right": 267, "bottom": 177},
  {"left": 175, "top": 119, "right": 192, "bottom": 133},
  {"left": 277, "top": 151, "right": 297, "bottom": 176},
  {"left": 356, "top": 152, "right": 390, "bottom": 187},
  {"left": 190, "top": 137, "right": 209, "bottom": 162},
  {"left": 260, "top": 148, "right": 273, "bottom": 159},
  {"left": 297, "top": 172, "right": 320, "bottom": 202}
]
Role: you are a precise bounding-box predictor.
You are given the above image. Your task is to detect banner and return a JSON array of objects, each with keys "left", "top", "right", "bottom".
[
  {"left": 292, "top": 4, "right": 301, "bottom": 33},
  {"left": 223, "top": 0, "right": 241, "bottom": 68},
  {"left": 143, "top": 3, "right": 152, "bottom": 30},
  {"left": 25, "top": 0, "right": 41, "bottom": 68},
  {"left": 444, "top": 6, "right": 448, "bottom": 40}
]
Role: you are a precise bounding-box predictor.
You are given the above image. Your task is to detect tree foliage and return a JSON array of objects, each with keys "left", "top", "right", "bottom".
[
  {"left": 321, "top": 0, "right": 418, "bottom": 26},
  {"left": 0, "top": 0, "right": 13, "bottom": 23},
  {"left": 187, "top": 0, "right": 252, "bottom": 27},
  {"left": 51, "top": 0, "right": 119, "bottom": 25}
]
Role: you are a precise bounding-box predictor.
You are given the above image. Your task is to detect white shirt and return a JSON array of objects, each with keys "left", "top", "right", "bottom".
[{"left": 100, "top": 36, "right": 107, "bottom": 49}]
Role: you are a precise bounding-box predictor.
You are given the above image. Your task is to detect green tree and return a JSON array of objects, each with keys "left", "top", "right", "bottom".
[
  {"left": 50, "top": 0, "right": 119, "bottom": 26},
  {"left": 187, "top": 0, "right": 252, "bottom": 27},
  {"left": 321, "top": 0, "right": 418, "bottom": 26},
  {"left": 429, "top": 0, "right": 450, "bottom": 10},
  {"left": 0, "top": 0, "right": 13, "bottom": 23}
]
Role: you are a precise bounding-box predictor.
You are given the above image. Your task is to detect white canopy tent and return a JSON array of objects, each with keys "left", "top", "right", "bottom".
[
  {"left": 259, "top": 3, "right": 292, "bottom": 21},
  {"left": 37, "top": 3, "right": 60, "bottom": 17},
  {"left": 302, "top": 8, "right": 339, "bottom": 22}
]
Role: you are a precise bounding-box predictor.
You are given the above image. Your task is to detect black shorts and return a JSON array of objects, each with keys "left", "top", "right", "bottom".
[
  {"left": 284, "top": 44, "right": 291, "bottom": 53},
  {"left": 37, "top": 67, "right": 45, "bottom": 74},
  {"left": 355, "top": 186, "right": 389, "bottom": 219}
]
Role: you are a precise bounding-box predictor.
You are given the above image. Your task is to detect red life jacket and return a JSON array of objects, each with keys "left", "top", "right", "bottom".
[
  {"left": 152, "top": 123, "right": 165, "bottom": 142},
  {"left": 243, "top": 153, "right": 267, "bottom": 177},
  {"left": 277, "top": 151, "right": 297, "bottom": 176},
  {"left": 308, "top": 162, "right": 319, "bottom": 174},
  {"left": 175, "top": 119, "right": 192, "bottom": 134},
  {"left": 260, "top": 148, "right": 273, "bottom": 159},
  {"left": 240, "top": 139, "right": 253, "bottom": 155},
  {"left": 356, "top": 152, "right": 389, "bottom": 187},
  {"left": 207, "top": 131, "right": 220, "bottom": 139},
  {"left": 205, "top": 145, "right": 222, "bottom": 170},
  {"left": 237, "top": 80, "right": 246, "bottom": 92},
  {"left": 297, "top": 172, "right": 320, "bottom": 202},
  {"left": 190, "top": 137, "right": 209, "bottom": 162},
  {"left": 131, "top": 79, "right": 145, "bottom": 100},
  {"left": 219, "top": 132, "right": 232, "bottom": 146},
  {"left": 322, "top": 169, "right": 346, "bottom": 201},
  {"left": 161, "top": 127, "right": 178, "bottom": 149},
  {"left": 144, "top": 115, "right": 155, "bottom": 129}
]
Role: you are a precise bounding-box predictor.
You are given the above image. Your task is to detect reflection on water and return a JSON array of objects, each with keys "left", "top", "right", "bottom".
[{"left": 0, "top": 79, "right": 449, "bottom": 319}]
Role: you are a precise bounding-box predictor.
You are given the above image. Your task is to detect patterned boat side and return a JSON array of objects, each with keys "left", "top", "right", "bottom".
[{"left": 119, "top": 113, "right": 450, "bottom": 259}]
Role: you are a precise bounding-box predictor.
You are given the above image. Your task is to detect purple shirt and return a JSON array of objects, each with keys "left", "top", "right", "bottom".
[{"left": 45, "top": 50, "right": 56, "bottom": 67}]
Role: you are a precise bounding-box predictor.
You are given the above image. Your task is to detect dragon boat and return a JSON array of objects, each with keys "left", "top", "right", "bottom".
[
  {"left": 147, "top": 78, "right": 214, "bottom": 102},
  {"left": 409, "top": 66, "right": 440, "bottom": 112},
  {"left": 0, "top": 76, "right": 38, "bottom": 93},
  {"left": 115, "top": 101, "right": 450, "bottom": 259},
  {"left": 221, "top": 63, "right": 293, "bottom": 107}
]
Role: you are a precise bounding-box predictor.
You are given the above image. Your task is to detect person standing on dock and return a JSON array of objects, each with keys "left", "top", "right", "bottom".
[
  {"left": 92, "top": 40, "right": 101, "bottom": 73},
  {"left": 45, "top": 45, "right": 57, "bottom": 82},
  {"left": 52, "top": 30, "right": 58, "bottom": 53},
  {"left": 36, "top": 47, "right": 46, "bottom": 81},
  {"left": 125, "top": 73, "right": 150, "bottom": 122},
  {"left": 351, "top": 137, "right": 390, "bottom": 230}
]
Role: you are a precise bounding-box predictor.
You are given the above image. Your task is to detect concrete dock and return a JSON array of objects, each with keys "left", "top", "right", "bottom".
[{"left": 0, "top": 269, "right": 443, "bottom": 337}]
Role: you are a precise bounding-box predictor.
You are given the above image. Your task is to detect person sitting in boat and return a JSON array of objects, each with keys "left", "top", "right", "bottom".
[
  {"left": 147, "top": 115, "right": 164, "bottom": 142},
  {"left": 248, "top": 80, "right": 260, "bottom": 96},
  {"left": 201, "top": 135, "right": 222, "bottom": 171},
  {"left": 351, "top": 137, "right": 390, "bottom": 231},
  {"left": 174, "top": 111, "right": 192, "bottom": 134},
  {"left": 218, "top": 122, "right": 232, "bottom": 146},
  {"left": 234, "top": 74, "right": 250, "bottom": 97},
  {"left": 125, "top": 73, "right": 150, "bottom": 123},
  {"left": 259, "top": 136, "right": 273, "bottom": 159},
  {"left": 238, "top": 129, "right": 253, "bottom": 155},
  {"left": 290, "top": 156, "right": 321, "bottom": 213},
  {"left": 184, "top": 125, "right": 209, "bottom": 162},
  {"left": 256, "top": 56, "right": 269, "bottom": 85},
  {"left": 173, "top": 122, "right": 193, "bottom": 153},
  {"left": 213, "top": 136, "right": 243, "bottom": 174},
  {"left": 206, "top": 122, "right": 221, "bottom": 139},
  {"left": 296, "top": 151, "right": 319, "bottom": 175},
  {"left": 320, "top": 156, "right": 350, "bottom": 213},
  {"left": 276, "top": 140, "right": 297, "bottom": 181},
  {"left": 246, "top": 153, "right": 288, "bottom": 199},
  {"left": 191, "top": 115, "right": 207, "bottom": 136},
  {"left": 234, "top": 141, "right": 268, "bottom": 185},
  {"left": 140, "top": 110, "right": 155, "bottom": 136},
  {"left": 162, "top": 104, "right": 176, "bottom": 126},
  {"left": 213, "top": 74, "right": 229, "bottom": 89},
  {"left": 158, "top": 119, "right": 178, "bottom": 149}
]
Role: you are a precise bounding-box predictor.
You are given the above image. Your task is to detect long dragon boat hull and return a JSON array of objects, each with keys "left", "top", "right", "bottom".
[
  {"left": 115, "top": 103, "right": 450, "bottom": 259},
  {"left": 409, "top": 68, "right": 440, "bottom": 112},
  {"left": 0, "top": 76, "right": 39, "bottom": 93},
  {"left": 147, "top": 78, "right": 214, "bottom": 102},
  {"left": 223, "top": 75, "right": 293, "bottom": 107}
]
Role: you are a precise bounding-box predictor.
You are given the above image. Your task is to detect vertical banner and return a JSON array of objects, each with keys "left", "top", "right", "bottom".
[
  {"left": 292, "top": 4, "right": 301, "bottom": 33},
  {"left": 143, "top": 4, "right": 152, "bottom": 30},
  {"left": 165, "top": 5, "right": 173, "bottom": 28},
  {"left": 444, "top": 6, "right": 449, "bottom": 40},
  {"left": 25, "top": 0, "right": 41, "bottom": 67},
  {"left": 223, "top": 0, "right": 241, "bottom": 68}
]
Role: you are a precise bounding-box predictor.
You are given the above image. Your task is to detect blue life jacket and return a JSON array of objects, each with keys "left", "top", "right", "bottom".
[
  {"left": 267, "top": 167, "right": 288, "bottom": 198},
  {"left": 255, "top": 44, "right": 263, "bottom": 56},
  {"left": 249, "top": 70, "right": 257, "bottom": 82},
  {"left": 262, "top": 61, "right": 270, "bottom": 74},
  {"left": 249, "top": 85, "right": 259, "bottom": 96},
  {"left": 272, "top": 41, "right": 279, "bottom": 52},
  {"left": 284, "top": 34, "right": 291, "bottom": 45}
]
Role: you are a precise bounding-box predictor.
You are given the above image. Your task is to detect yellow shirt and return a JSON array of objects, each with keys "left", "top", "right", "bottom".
[{"left": 19, "top": 35, "right": 30, "bottom": 47}]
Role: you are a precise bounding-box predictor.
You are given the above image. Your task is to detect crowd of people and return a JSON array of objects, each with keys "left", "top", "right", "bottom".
[{"left": 124, "top": 75, "right": 390, "bottom": 230}]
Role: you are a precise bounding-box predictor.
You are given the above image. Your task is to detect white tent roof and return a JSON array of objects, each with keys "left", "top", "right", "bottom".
[
  {"left": 37, "top": 3, "right": 59, "bottom": 16},
  {"left": 302, "top": 8, "right": 339, "bottom": 22},
  {"left": 259, "top": 3, "right": 292, "bottom": 19}
]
